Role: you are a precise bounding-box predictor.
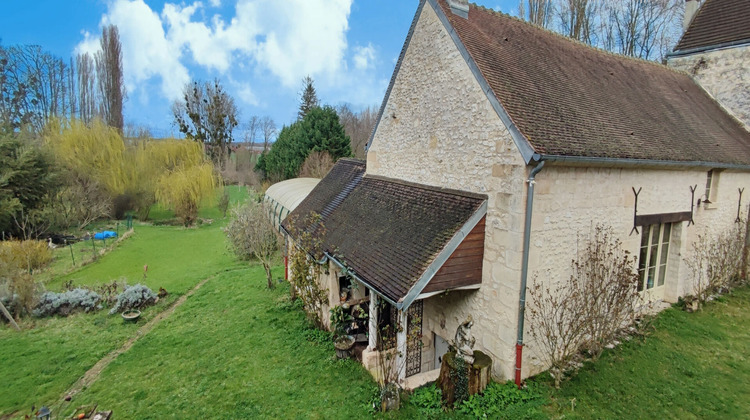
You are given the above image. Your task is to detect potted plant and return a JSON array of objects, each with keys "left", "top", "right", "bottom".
[{"left": 330, "top": 305, "right": 355, "bottom": 358}]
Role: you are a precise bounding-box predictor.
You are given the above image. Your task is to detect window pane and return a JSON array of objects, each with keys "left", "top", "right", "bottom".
[
  {"left": 647, "top": 266, "right": 656, "bottom": 289},
  {"left": 662, "top": 224, "right": 671, "bottom": 244},
  {"left": 658, "top": 263, "right": 667, "bottom": 286}
]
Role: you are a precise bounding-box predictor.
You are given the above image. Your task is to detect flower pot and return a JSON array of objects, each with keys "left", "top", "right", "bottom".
[
  {"left": 122, "top": 309, "right": 141, "bottom": 322},
  {"left": 334, "top": 335, "right": 355, "bottom": 359}
]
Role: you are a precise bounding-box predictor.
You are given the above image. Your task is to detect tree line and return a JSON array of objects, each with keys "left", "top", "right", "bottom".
[
  {"left": 0, "top": 25, "right": 125, "bottom": 134},
  {"left": 518, "top": 0, "right": 683, "bottom": 61}
]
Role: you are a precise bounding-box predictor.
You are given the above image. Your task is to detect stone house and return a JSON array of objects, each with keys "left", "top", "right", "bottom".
[
  {"left": 281, "top": 0, "right": 750, "bottom": 387},
  {"left": 667, "top": 0, "right": 750, "bottom": 130}
]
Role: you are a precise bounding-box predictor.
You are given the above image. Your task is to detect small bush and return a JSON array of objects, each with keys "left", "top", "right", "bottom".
[
  {"left": 408, "top": 385, "right": 443, "bottom": 417},
  {"left": 109, "top": 284, "right": 157, "bottom": 314},
  {"left": 33, "top": 288, "right": 102, "bottom": 317},
  {"left": 0, "top": 239, "right": 53, "bottom": 272},
  {"left": 95, "top": 279, "right": 127, "bottom": 308},
  {"left": 455, "top": 381, "right": 545, "bottom": 419}
]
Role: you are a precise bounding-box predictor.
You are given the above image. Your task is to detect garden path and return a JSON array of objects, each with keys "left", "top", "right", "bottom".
[{"left": 59, "top": 273, "right": 216, "bottom": 403}]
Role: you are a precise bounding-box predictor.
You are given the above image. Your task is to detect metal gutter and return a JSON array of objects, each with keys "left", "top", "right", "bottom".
[
  {"left": 365, "top": 0, "right": 427, "bottom": 152},
  {"left": 428, "top": 0, "right": 536, "bottom": 164},
  {"left": 515, "top": 160, "right": 545, "bottom": 387},
  {"left": 667, "top": 38, "right": 750, "bottom": 58},
  {"left": 399, "top": 200, "right": 488, "bottom": 310},
  {"left": 538, "top": 154, "right": 750, "bottom": 171}
]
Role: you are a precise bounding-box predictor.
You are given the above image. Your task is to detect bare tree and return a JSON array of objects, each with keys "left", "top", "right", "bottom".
[
  {"left": 600, "top": 0, "right": 682, "bottom": 60},
  {"left": 225, "top": 200, "right": 281, "bottom": 289},
  {"left": 556, "top": 0, "right": 598, "bottom": 43},
  {"left": 0, "top": 44, "right": 74, "bottom": 132},
  {"left": 337, "top": 104, "right": 377, "bottom": 159},
  {"left": 172, "top": 79, "right": 239, "bottom": 167},
  {"left": 244, "top": 115, "right": 260, "bottom": 147},
  {"left": 519, "top": 0, "right": 553, "bottom": 27},
  {"left": 299, "top": 151, "right": 334, "bottom": 178},
  {"left": 260, "top": 116, "right": 276, "bottom": 153},
  {"left": 76, "top": 52, "right": 97, "bottom": 124},
  {"left": 95, "top": 25, "right": 125, "bottom": 131}
]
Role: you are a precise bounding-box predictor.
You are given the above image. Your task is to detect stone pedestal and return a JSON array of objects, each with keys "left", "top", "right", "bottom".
[{"left": 436, "top": 350, "right": 492, "bottom": 407}]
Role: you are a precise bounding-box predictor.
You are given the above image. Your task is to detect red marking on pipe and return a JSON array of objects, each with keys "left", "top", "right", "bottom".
[
  {"left": 284, "top": 256, "right": 289, "bottom": 281},
  {"left": 515, "top": 343, "right": 524, "bottom": 388}
]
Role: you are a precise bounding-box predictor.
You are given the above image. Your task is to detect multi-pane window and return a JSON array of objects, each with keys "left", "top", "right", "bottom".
[
  {"left": 705, "top": 170, "right": 714, "bottom": 202},
  {"left": 637, "top": 223, "right": 671, "bottom": 291}
]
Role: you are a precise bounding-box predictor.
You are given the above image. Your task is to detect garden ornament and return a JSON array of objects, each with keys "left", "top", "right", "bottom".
[{"left": 455, "top": 314, "right": 476, "bottom": 364}]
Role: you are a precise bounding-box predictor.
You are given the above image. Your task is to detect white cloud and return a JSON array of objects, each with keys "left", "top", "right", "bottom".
[
  {"left": 234, "top": 82, "right": 258, "bottom": 106},
  {"left": 353, "top": 43, "right": 376, "bottom": 70},
  {"left": 77, "top": 0, "right": 381, "bottom": 108},
  {"left": 75, "top": 0, "right": 190, "bottom": 101}
]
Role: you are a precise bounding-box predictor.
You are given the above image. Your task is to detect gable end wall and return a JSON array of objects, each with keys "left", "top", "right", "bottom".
[
  {"left": 367, "top": 1, "right": 529, "bottom": 380},
  {"left": 668, "top": 44, "right": 750, "bottom": 130}
]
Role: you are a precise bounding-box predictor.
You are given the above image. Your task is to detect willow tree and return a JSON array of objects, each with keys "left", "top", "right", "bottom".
[
  {"left": 44, "top": 119, "right": 127, "bottom": 195},
  {"left": 155, "top": 161, "right": 217, "bottom": 226}
]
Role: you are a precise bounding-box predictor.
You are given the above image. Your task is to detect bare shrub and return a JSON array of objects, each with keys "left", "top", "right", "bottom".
[
  {"left": 299, "top": 151, "right": 334, "bottom": 179},
  {"left": 528, "top": 225, "right": 639, "bottom": 387},
  {"left": 685, "top": 223, "right": 746, "bottom": 307},
  {"left": 225, "top": 200, "right": 281, "bottom": 288}
]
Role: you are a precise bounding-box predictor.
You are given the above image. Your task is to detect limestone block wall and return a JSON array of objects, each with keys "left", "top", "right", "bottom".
[
  {"left": 668, "top": 45, "right": 750, "bottom": 130},
  {"left": 366, "top": 1, "right": 529, "bottom": 380},
  {"left": 521, "top": 165, "right": 750, "bottom": 376}
]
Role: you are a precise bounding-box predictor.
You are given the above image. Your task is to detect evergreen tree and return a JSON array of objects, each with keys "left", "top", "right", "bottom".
[
  {"left": 298, "top": 75, "right": 319, "bottom": 121},
  {"left": 257, "top": 106, "right": 351, "bottom": 181}
]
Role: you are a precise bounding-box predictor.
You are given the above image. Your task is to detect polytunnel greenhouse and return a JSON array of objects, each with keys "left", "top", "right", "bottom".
[{"left": 263, "top": 177, "right": 320, "bottom": 231}]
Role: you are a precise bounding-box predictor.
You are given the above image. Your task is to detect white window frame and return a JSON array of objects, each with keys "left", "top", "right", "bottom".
[{"left": 637, "top": 223, "right": 672, "bottom": 292}]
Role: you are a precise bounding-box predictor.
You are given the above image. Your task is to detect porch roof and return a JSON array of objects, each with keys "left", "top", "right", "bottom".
[{"left": 282, "top": 159, "right": 487, "bottom": 306}]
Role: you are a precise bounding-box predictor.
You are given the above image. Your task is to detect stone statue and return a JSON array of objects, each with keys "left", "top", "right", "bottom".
[{"left": 454, "top": 315, "right": 476, "bottom": 365}]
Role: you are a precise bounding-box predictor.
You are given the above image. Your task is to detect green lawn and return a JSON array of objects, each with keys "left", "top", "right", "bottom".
[
  {"left": 4, "top": 184, "right": 750, "bottom": 418},
  {"left": 543, "top": 288, "right": 750, "bottom": 419},
  {"left": 0, "top": 186, "right": 254, "bottom": 416},
  {"left": 65, "top": 268, "right": 377, "bottom": 419}
]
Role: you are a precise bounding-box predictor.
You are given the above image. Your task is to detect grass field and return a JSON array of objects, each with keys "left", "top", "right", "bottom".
[{"left": 3, "top": 184, "right": 750, "bottom": 418}]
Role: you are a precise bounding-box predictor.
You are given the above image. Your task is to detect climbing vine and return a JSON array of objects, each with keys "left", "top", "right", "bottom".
[{"left": 287, "top": 212, "right": 329, "bottom": 329}]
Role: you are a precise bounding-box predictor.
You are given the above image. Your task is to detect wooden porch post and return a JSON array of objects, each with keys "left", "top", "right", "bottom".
[
  {"left": 368, "top": 292, "right": 378, "bottom": 350},
  {"left": 396, "top": 308, "right": 407, "bottom": 381}
]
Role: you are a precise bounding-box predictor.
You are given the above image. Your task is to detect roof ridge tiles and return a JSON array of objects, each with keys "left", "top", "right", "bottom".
[{"left": 364, "top": 174, "right": 488, "bottom": 201}]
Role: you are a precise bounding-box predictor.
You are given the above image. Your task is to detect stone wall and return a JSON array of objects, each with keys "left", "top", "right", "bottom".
[
  {"left": 668, "top": 44, "right": 750, "bottom": 130},
  {"left": 367, "top": 1, "right": 529, "bottom": 380},
  {"left": 522, "top": 165, "right": 750, "bottom": 376}
]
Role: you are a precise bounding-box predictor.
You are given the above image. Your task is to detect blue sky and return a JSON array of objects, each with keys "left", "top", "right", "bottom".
[{"left": 1, "top": 0, "right": 518, "bottom": 137}]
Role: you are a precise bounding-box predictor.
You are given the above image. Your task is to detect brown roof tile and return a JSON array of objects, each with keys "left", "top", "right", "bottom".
[
  {"left": 435, "top": 0, "right": 750, "bottom": 165},
  {"left": 282, "top": 159, "right": 487, "bottom": 303},
  {"left": 675, "top": 0, "right": 750, "bottom": 52}
]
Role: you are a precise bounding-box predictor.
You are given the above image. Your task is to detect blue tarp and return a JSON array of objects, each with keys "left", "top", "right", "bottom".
[{"left": 94, "top": 231, "right": 117, "bottom": 240}]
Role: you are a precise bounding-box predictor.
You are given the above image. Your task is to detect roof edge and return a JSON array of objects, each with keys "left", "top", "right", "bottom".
[
  {"left": 539, "top": 154, "right": 750, "bottom": 171},
  {"left": 399, "top": 200, "right": 488, "bottom": 310},
  {"left": 365, "top": 0, "right": 427, "bottom": 152},
  {"left": 364, "top": 174, "right": 489, "bottom": 201},
  {"left": 325, "top": 252, "right": 401, "bottom": 308},
  {"left": 668, "top": 38, "right": 750, "bottom": 58},
  {"left": 429, "top": 0, "right": 536, "bottom": 164}
]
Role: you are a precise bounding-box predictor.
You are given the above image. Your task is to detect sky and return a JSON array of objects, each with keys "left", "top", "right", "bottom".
[{"left": 0, "top": 0, "right": 519, "bottom": 138}]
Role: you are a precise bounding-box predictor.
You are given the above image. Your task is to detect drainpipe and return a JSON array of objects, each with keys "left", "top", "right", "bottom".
[{"left": 515, "top": 160, "right": 545, "bottom": 388}]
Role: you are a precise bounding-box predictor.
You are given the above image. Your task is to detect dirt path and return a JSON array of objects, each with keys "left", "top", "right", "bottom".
[{"left": 60, "top": 274, "right": 214, "bottom": 402}]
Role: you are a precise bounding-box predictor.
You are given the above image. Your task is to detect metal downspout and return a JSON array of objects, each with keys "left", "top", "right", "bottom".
[{"left": 515, "top": 160, "right": 545, "bottom": 387}]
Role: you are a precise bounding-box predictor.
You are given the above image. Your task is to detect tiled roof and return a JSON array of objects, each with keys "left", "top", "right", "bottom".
[
  {"left": 675, "top": 0, "right": 750, "bottom": 52},
  {"left": 435, "top": 0, "right": 750, "bottom": 165},
  {"left": 282, "top": 159, "right": 487, "bottom": 304}
]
